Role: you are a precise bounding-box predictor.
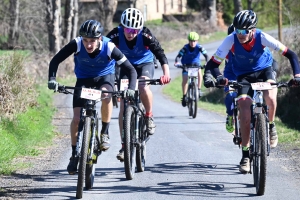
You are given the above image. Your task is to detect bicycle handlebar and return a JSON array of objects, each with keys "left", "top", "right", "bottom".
[{"left": 175, "top": 64, "right": 203, "bottom": 69}]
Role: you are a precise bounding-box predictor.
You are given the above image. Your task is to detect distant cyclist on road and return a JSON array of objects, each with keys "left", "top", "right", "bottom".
[
  {"left": 48, "top": 20, "right": 137, "bottom": 175},
  {"left": 203, "top": 10, "right": 300, "bottom": 173},
  {"left": 106, "top": 8, "right": 171, "bottom": 161},
  {"left": 174, "top": 31, "right": 208, "bottom": 107}
]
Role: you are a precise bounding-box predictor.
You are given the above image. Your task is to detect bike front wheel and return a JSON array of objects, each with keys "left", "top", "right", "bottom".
[
  {"left": 187, "top": 82, "right": 198, "bottom": 118},
  {"left": 252, "top": 113, "right": 267, "bottom": 196},
  {"left": 76, "top": 117, "right": 91, "bottom": 199},
  {"left": 136, "top": 104, "right": 146, "bottom": 172},
  {"left": 123, "top": 106, "right": 137, "bottom": 180}
]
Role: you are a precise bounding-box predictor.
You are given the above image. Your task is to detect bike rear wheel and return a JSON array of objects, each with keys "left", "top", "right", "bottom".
[
  {"left": 76, "top": 117, "right": 91, "bottom": 199},
  {"left": 253, "top": 113, "right": 267, "bottom": 196},
  {"left": 124, "top": 106, "right": 137, "bottom": 180},
  {"left": 136, "top": 103, "right": 146, "bottom": 172}
]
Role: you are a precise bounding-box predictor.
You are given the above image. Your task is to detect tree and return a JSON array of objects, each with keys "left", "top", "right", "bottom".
[
  {"left": 234, "top": 0, "right": 243, "bottom": 14},
  {"left": 97, "top": 0, "right": 118, "bottom": 34},
  {"left": 206, "top": 0, "right": 217, "bottom": 27},
  {"left": 46, "top": 0, "right": 61, "bottom": 53},
  {"left": 8, "top": 0, "right": 19, "bottom": 49},
  {"left": 64, "top": 0, "right": 78, "bottom": 44}
]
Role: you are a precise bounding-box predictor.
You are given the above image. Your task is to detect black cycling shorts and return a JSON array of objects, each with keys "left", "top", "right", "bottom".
[
  {"left": 237, "top": 66, "right": 276, "bottom": 98},
  {"left": 119, "top": 62, "right": 154, "bottom": 79},
  {"left": 73, "top": 74, "right": 115, "bottom": 108}
]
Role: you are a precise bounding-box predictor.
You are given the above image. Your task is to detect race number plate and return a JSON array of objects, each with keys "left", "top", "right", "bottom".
[
  {"left": 188, "top": 68, "right": 198, "bottom": 76},
  {"left": 120, "top": 79, "right": 139, "bottom": 91},
  {"left": 251, "top": 82, "right": 272, "bottom": 90},
  {"left": 80, "top": 88, "right": 102, "bottom": 100}
]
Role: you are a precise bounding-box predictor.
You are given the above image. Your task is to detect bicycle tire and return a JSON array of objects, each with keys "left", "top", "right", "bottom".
[
  {"left": 123, "top": 106, "right": 136, "bottom": 180},
  {"left": 253, "top": 113, "right": 267, "bottom": 196},
  {"left": 85, "top": 116, "right": 99, "bottom": 190},
  {"left": 187, "top": 84, "right": 193, "bottom": 116},
  {"left": 136, "top": 103, "right": 146, "bottom": 172},
  {"left": 76, "top": 116, "right": 91, "bottom": 199},
  {"left": 191, "top": 81, "right": 198, "bottom": 118},
  {"left": 112, "top": 96, "right": 118, "bottom": 108}
]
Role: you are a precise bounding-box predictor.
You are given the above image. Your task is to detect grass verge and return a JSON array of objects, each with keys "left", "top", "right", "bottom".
[{"left": 0, "top": 84, "right": 56, "bottom": 175}]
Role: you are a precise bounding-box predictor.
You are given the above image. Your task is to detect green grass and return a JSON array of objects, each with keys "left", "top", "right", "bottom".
[{"left": 0, "top": 84, "right": 56, "bottom": 175}]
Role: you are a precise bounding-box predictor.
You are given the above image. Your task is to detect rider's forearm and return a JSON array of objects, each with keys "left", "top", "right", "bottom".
[
  {"left": 204, "top": 59, "right": 222, "bottom": 78},
  {"left": 161, "top": 64, "right": 170, "bottom": 77},
  {"left": 284, "top": 49, "right": 300, "bottom": 75}
]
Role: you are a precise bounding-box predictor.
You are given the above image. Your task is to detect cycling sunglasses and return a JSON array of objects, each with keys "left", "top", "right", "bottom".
[
  {"left": 235, "top": 29, "right": 250, "bottom": 35},
  {"left": 124, "top": 28, "right": 140, "bottom": 34}
]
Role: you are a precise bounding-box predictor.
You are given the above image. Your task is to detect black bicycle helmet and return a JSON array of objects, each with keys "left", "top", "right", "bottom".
[
  {"left": 227, "top": 24, "right": 235, "bottom": 35},
  {"left": 233, "top": 10, "right": 257, "bottom": 30},
  {"left": 79, "top": 20, "right": 103, "bottom": 38}
]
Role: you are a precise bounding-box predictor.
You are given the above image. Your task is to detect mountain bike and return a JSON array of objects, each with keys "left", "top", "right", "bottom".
[
  {"left": 226, "top": 80, "right": 289, "bottom": 196},
  {"left": 119, "top": 78, "right": 161, "bottom": 180},
  {"left": 57, "top": 85, "right": 113, "bottom": 199},
  {"left": 176, "top": 64, "right": 202, "bottom": 118}
]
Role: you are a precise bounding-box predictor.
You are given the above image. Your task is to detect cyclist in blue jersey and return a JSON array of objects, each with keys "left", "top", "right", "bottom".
[
  {"left": 48, "top": 20, "right": 137, "bottom": 175},
  {"left": 174, "top": 32, "right": 209, "bottom": 107},
  {"left": 106, "top": 8, "right": 171, "bottom": 161},
  {"left": 203, "top": 10, "right": 300, "bottom": 173}
]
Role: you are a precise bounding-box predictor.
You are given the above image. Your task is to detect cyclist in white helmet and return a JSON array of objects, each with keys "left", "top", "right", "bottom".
[{"left": 106, "top": 8, "right": 171, "bottom": 162}]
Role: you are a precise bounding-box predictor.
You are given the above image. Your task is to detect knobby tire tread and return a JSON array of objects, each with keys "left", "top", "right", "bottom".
[
  {"left": 254, "top": 113, "right": 267, "bottom": 196},
  {"left": 124, "top": 106, "right": 136, "bottom": 180},
  {"left": 192, "top": 81, "right": 198, "bottom": 118},
  {"left": 136, "top": 103, "right": 146, "bottom": 172},
  {"left": 76, "top": 117, "right": 91, "bottom": 199}
]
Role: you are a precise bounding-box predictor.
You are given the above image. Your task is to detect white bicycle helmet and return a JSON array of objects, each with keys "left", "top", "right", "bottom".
[{"left": 121, "top": 8, "right": 144, "bottom": 29}]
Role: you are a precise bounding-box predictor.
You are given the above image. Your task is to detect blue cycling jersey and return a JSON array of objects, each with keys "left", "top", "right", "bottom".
[
  {"left": 118, "top": 27, "right": 153, "bottom": 65},
  {"left": 181, "top": 44, "right": 206, "bottom": 65},
  {"left": 232, "top": 29, "right": 273, "bottom": 76},
  {"left": 74, "top": 36, "right": 115, "bottom": 78}
]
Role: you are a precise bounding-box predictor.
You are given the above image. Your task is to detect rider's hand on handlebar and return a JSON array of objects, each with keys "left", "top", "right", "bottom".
[
  {"left": 203, "top": 72, "right": 215, "bottom": 88},
  {"left": 216, "top": 75, "right": 228, "bottom": 86},
  {"left": 160, "top": 75, "right": 171, "bottom": 85},
  {"left": 48, "top": 77, "right": 58, "bottom": 91},
  {"left": 174, "top": 62, "right": 182, "bottom": 68},
  {"left": 288, "top": 77, "right": 300, "bottom": 87},
  {"left": 124, "top": 89, "right": 135, "bottom": 99}
]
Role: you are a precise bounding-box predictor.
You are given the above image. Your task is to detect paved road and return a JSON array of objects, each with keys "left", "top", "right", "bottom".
[{"left": 25, "top": 38, "right": 300, "bottom": 200}]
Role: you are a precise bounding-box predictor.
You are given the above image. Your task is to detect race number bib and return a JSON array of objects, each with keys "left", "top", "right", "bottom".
[
  {"left": 80, "top": 88, "right": 102, "bottom": 100},
  {"left": 188, "top": 68, "right": 198, "bottom": 77},
  {"left": 251, "top": 82, "right": 272, "bottom": 90},
  {"left": 120, "top": 79, "right": 139, "bottom": 91}
]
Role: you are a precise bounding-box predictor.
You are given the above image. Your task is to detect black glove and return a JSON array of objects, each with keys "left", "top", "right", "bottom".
[
  {"left": 48, "top": 77, "right": 58, "bottom": 91},
  {"left": 288, "top": 77, "right": 300, "bottom": 87},
  {"left": 201, "top": 64, "right": 206, "bottom": 70},
  {"left": 216, "top": 75, "right": 227, "bottom": 86},
  {"left": 203, "top": 73, "right": 215, "bottom": 88},
  {"left": 124, "top": 89, "right": 135, "bottom": 99}
]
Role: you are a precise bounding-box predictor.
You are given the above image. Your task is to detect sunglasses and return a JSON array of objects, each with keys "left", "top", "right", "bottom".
[
  {"left": 124, "top": 28, "right": 140, "bottom": 34},
  {"left": 235, "top": 29, "right": 250, "bottom": 35}
]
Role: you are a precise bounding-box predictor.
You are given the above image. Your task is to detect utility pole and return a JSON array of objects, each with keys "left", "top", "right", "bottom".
[{"left": 278, "top": 0, "right": 282, "bottom": 42}]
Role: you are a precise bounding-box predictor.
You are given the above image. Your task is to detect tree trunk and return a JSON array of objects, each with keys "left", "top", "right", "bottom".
[
  {"left": 72, "top": 0, "right": 78, "bottom": 40},
  {"left": 8, "top": 0, "right": 20, "bottom": 49},
  {"left": 46, "top": 0, "right": 61, "bottom": 54},
  {"left": 206, "top": 0, "right": 217, "bottom": 27},
  {"left": 64, "top": 0, "right": 73, "bottom": 44},
  {"left": 234, "top": 0, "right": 243, "bottom": 14},
  {"left": 98, "top": 0, "right": 118, "bottom": 34}
]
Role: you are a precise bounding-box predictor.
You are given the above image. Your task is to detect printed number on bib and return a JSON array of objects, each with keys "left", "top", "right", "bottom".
[
  {"left": 251, "top": 82, "right": 272, "bottom": 90},
  {"left": 188, "top": 68, "right": 198, "bottom": 77},
  {"left": 120, "top": 79, "right": 139, "bottom": 91},
  {"left": 80, "top": 88, "right": 102, "bottom": 100}
]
